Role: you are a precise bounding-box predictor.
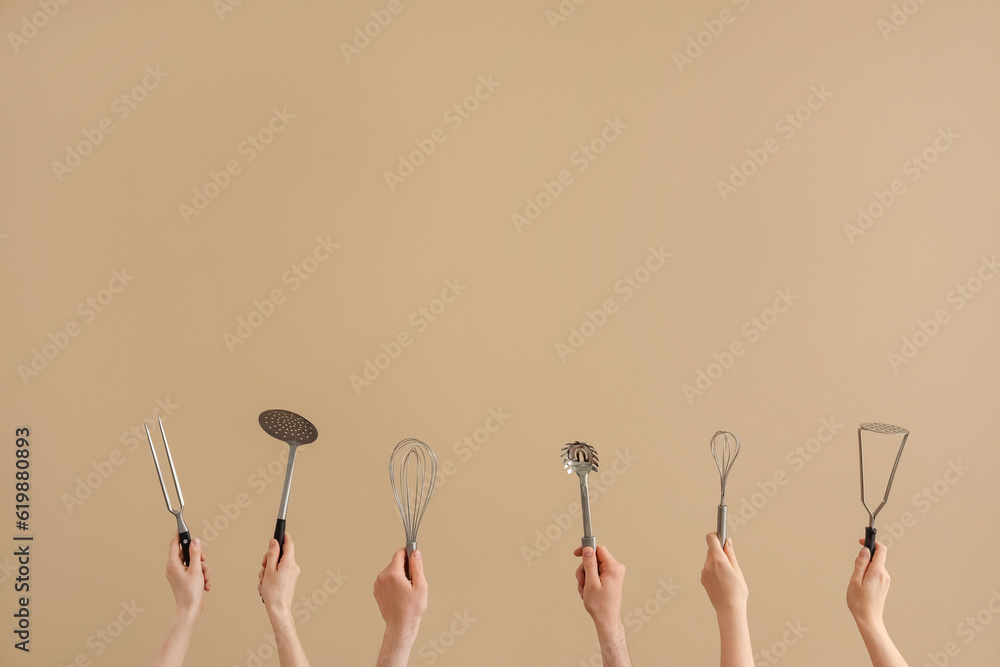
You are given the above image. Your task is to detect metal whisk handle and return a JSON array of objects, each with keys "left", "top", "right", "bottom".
[
  {"left": 581, "top": 536, "right": 596, "bottom": 550},
  {"left": 717, "top": 505, "right": 728, "bottom": 546},
  {"left": 864, "top": 527, "right": 877, "bottom": 557}
]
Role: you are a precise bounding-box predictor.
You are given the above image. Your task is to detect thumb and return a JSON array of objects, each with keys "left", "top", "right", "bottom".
[
  {"left": 187, "top": 537, "right": 203, "bottom": 574},
  {"left": 851, "top": 545, "right": 870, "bottom": 584},
  {"left": 408, "top": 550, "right": 426, "bottom": 590},
  {"left": 265, "top": 539, "right": 280, "bottom": 573},
  {"left": 581, "top": 547, "right": 600, "bottom": 588}
]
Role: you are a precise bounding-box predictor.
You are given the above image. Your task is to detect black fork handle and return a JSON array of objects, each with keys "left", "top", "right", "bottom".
[
  {"left": 864, "top": 527, "right": 877, "bottom": 558},
  {"left": 179, "top": 530, "right": 191, "bottom": 567}
]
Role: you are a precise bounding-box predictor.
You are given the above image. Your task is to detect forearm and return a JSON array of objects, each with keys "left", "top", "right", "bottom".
[
  {"left": 268, "top": 611, "right": 312, "bottom": 667},
  {"left": 376, "top": 626, "right": 419, "bottom": 667},
  {"left": 594, "top": 619, "right": 632, "bottom": 667},
  {"left": 717, "top": 609, "right": 753, "bottom": 667},
  {"left": 151, "top": 609, "right": 198, "bottom": 667},
  {"left": 855, "top": 618, "right": 909, "bottom": 667}
]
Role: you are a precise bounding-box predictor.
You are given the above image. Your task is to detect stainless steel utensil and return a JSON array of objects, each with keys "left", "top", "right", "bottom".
[
  {"left": 259, "top": 409, "right": 318, "bottom": 561},
  {"left": 145, "top": 417, "right": 191, "bottom": 566},
  {"left": 562, "top": 441, "right": 599, "bottom": 550},
  {"left": 711, "top": 430, "right": 741, "bottom": 546},
  {"left": 859, "top": 422, "right": 909, "bottom": 556},
  {"left": 389, "top": 438, "right": 437, "bottom": 578}
]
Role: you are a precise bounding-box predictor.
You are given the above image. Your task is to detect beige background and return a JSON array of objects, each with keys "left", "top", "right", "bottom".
[{"left": 2, "top": 0, "right": 999, "bottom": 665}]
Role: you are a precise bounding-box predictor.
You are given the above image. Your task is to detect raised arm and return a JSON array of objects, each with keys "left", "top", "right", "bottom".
[
  {"left": 374, "top": 548, "right": 428, "bottom": 667},
  {"left": 151, "top": 534, "right": 211, "bottom": 667},
  {"left": 574, "top": 544, "right": 632, "bottom": 667},
  {"left": 259, "top": 534, "right": 311, "bottom": 667},
  {"left": 701, "top": 533, "right": 753, "bottom": 667},
  {"left": 847, "top": 540, "right": 909, "bottom": 667}
]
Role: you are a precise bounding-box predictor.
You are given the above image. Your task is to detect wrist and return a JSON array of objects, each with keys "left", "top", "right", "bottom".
[
  {"left": 266, "top": 606, "right": 296, "bottom": 634},
  {"left": 174, "top": 604, "right": 201, "bottom": 624},
  {"left": 385, "top": 620, "right": 421, "bottom": 642},
  {"left": 593, "top": 616, "right": 625, "bottom": 641}
]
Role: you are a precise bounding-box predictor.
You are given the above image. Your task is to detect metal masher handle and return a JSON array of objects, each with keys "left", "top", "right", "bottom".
[{"left": 864, "top": 527, "right": 877, "bottom": 558}]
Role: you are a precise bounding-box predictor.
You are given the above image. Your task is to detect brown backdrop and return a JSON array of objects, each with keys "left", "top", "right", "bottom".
[{"left": 2, "top": 1, "right": 999, "bottom": 665}]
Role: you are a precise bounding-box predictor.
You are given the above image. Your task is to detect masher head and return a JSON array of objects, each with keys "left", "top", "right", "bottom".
[
  {"left": 562, "top": 441, "right": 599, "bottom": 475},
  {"left": 259, "top": 409, "right": 318, "bottom": 445},
  {"left": 860, "top": 422, "right": 909, "bottom": 436}
]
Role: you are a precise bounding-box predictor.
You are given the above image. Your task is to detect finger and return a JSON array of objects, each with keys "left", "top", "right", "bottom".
[
  {"left": 282, "top": 532, "right": 295, "bottom": 564},
  {"left": 386, "top": 547, "right": 407, "bottom": 577},
  {"left": 203, "top": 563, "right": 212, "bottom": 592},
  {"left": 265, "top": 539, "right": 280, "bottom": 573},
  {"left": 408, "top": 550, "right": 427, "bottom": 590},
  {"left": 166, "top": 533, "right": 182, "bottom": 566},
  {"left": 723, "top": 537, "right": 740, "bottom": 570},
  {"left": 851, "top": 545, "right": 871, "bottom": 585},
  {"left": 869, "top": 539, "right": 888, "bottom": 573},
  {"left": 188, "top": 538, "right": 204, "bottom": 574},
  {"left": 575, "top": 563, "right": 586, "bottom": 595},
  {"left": 581, "top": 546, "right": 601, "bottom": 589},
  {"left": 573, "top": 546, "right": 583, "bottom": 557}
]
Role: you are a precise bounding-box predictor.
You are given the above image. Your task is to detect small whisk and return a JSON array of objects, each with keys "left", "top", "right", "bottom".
[
  {"left": 711, "top": 431, "right": 741, "bottom": 546},
  {"left": 389, "top": 438, "right": 438, "bottom": 566},
  {"left": 562, "top": 441, "right": 599, "bottom": 550}
]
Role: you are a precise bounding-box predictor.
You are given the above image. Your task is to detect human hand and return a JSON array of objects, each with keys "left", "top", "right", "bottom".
[
  {"left": 573, "top": 544, "right": 626, "bottom": 631},
  {"left": 701, "top": 533, "right": 748, "bottom": 617},
  {"left": 848, "top": 539, "right": 891, "bottom": 628},
  {"left": 165, "top": 533, "right": 210, "bottom": 617},
  {"left": 374, "top": 549, "right": 428, "bottom": 637},
  {"left": 259, "top": 533, "right": 301, "bottom": 623}
]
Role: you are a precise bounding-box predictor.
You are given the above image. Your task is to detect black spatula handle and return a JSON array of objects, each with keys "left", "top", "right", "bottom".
[{"left": 273, "top": 518, "right": 286, "bottom": 561}]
